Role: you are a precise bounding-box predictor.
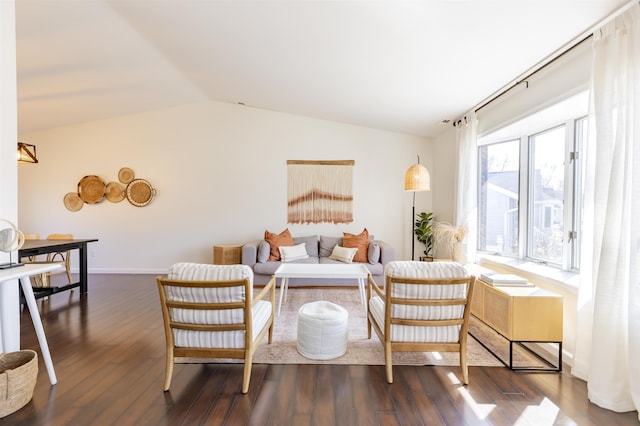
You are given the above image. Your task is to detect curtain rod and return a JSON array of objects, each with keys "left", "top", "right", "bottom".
[
  {"left": 473, "top": 33, "right": 592, "bottom": 114},
  {"left": 453, "top": 0, "right": 640, "bottom": 127}
]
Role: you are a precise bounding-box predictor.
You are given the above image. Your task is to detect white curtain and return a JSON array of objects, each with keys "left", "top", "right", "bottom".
[
  {"left": 453, "top": 111, "right": 478, "bottom": 264},
  {"left": 573, "top": 4, "right": 640, "bottom": 417}
]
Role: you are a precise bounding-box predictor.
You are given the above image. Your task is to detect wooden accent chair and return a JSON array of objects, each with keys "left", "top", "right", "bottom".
[
  {"left": 22, "top": 233, "right": 40, "bottom": 263},
  {"left": 45, "top": 233, "right": 73, "bottom": 284},
  {"left": 23, "top": 233, "right": 44, "bottom": 287},
  {"left": 23, "top": 233, "right": 74, "bottom": 287},
  {"left": 367, "top": 261, "right": 475, "bottom": 384},
  {"left": 157, "top": 263, "right": 275, "bottom": 394}
]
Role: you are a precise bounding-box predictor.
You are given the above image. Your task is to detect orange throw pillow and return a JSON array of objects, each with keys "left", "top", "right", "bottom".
[
  {"left": 265, "top": 228, "right": 294, "bottom": 261},
  {"left": 343, "top": 228, "right": 369, "bottom": 263}
]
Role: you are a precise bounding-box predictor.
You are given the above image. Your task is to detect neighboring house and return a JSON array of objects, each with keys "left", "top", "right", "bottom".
[
  {"left": 481, "top": 169, "right": 563, "bottom": 260},
  {"left": 480, "top": 170, "right": 519, "bottom": 253}
]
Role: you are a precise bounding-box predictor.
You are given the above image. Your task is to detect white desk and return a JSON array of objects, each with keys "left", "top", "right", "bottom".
[
  {"left": 0, "top": 263, "right": 63, "bottom": 385},
  {"left": 274, "top": 263, "right": 370, "bottom": 316}
]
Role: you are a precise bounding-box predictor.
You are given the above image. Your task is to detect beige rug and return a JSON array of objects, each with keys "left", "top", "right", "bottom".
[{"left": 250, "top": 288, "right": 514, "bottom": 366}]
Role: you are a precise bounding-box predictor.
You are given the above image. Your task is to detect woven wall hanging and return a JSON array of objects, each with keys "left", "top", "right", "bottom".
[{"left": 287, "top": 160, "right": 354, "bottom": 224}]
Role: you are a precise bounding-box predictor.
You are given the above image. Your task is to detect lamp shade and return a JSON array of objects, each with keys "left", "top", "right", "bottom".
[
  {"left": 17, "top": 142, "right": 38, "bottom": 163},
  {"left": 404, "top": 163, "right": 430, "bottom": 191}
]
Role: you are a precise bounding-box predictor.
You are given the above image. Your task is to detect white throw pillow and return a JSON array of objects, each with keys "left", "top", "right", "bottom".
[
  {"left": 329, "top": 245, "right": 358, "bottom": 263},
  {"left": 279, "top": 242, "right": 309, "bottom": 262}
]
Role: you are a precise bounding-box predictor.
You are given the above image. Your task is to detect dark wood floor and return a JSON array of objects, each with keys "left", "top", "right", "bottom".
[{"left": 2, "top": 274, "right": 638, "bottom": 425}]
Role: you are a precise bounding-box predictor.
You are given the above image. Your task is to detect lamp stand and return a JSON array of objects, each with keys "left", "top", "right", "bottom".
[
  {"left": 411, "top": 191, "right": 416, "bottom": 261},
  {"left": 404, "top": 154, "right": 430, "bottom": 262}
]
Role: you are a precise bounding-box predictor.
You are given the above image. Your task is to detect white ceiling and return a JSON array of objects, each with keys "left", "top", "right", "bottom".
[{"left": 15, "top": 0, "right": 629, "bottom": 138}]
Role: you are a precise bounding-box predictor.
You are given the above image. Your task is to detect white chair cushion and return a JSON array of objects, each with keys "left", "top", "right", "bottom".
[
  {"left": 384, "top": 261, "right": 469, "bottom": 320},
  {"left": 166, "top": 262, "right": 269, "bottom": 349},
  {"left": 369, "top": 296, "right": 461, "bottom": 343},
  {"left": 169, "top": 262, "right": 253, "bottom": 284},
  {"left": 167, "top": 263, "right": 254, "bottom": 326},
  {"left": 173, "top": 299, "right": 272, "bottom": 349},
  {"left": 371, "top": 261, "right": 469, "bottom": 343},
  {"left": 384, "top": 261, "right": 469, "bottom": 280}
]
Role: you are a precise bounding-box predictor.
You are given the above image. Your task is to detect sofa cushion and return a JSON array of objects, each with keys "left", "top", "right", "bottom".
[
  {"left": 265, "top": 228, "right": 294, "bottom": 261},
  {"left": 362, "top": 262, "right": 383, "bottom": 276},
  {"left": 329, "top": 245, "right": 358, "bottom": 263},
  {"left": 319, "top": 235, "right": 342, "bottom": 257},
  {"left": 257, "top": 241, "right": 270, "bottom": 263},
  {"left": 343, "top": 228, "right": 369, "bottom": 263},
  {"left": 368, "top": 242, "right": 381, "bottom": 264},
  {"left": 279, "top": 242, "right": 309, "bottom": 262},
  {"left": 293, "top": 235, "right": 319, "bottom": 258}
]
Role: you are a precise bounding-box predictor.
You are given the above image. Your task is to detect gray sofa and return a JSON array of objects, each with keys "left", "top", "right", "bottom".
[{"left": 241, "top": 234, "right": 395, "bottom": 286}]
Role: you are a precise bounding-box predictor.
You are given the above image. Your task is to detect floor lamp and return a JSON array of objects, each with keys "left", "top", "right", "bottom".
[{"left": 404, "top": 156, "right": 430, "bottom": 260}]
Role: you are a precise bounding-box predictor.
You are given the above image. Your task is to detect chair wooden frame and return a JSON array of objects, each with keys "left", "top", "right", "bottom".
[
  {"left": 156, "top": 274, "right": 275, "bottom": 394},
  {"left": 367, "top": 273, "right": 475, "bottom": 384},
  {"left": 45, "top": 234, "right": 73, "bottom": 284},
  {"left": 22, "top": 233, "right": 73, "bottom": 287}
]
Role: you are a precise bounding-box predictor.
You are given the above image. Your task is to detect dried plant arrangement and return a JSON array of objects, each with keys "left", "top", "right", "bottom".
[{"left": 433, "top": 222, "right": 468, "bottom": 262}]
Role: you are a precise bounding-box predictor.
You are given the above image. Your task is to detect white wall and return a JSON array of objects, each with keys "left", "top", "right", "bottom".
[
  {"left": 1, "top": 1, "right": 18, "bottom": 266},
  {"left": 18, "top": 100, "right": 432, "bottom": 273},
  {"left": 430, "top": 126, "right": 457, "bottom": 258}
]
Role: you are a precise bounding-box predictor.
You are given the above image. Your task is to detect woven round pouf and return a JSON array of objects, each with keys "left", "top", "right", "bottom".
[{"left": 297, "top": 301, "right": 349, "bottom": 360}]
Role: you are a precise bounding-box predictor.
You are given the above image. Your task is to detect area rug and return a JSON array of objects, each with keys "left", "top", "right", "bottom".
[{"left": 247, "top": 287, "right": 546, "bottom": 367}]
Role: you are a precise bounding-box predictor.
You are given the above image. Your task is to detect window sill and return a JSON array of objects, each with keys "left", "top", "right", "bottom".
[{"left": 473, "top": 254, "right": 580, "bottom": 296}]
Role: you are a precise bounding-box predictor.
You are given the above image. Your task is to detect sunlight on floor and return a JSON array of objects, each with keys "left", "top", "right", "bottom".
[
  {"left": 457, "top": 386, "right": 496, "bottom": 420},
  {"left": 454, "top": 374, "right": 562, "bottom": 424},
  {"left": 447, "top": 371, "right": 461, "bottom": 385},
  {"left": 514, "top": 397, "right": 561, "bottom": 425}
]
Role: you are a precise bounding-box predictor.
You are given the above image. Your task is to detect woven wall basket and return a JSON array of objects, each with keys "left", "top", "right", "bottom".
[
  {"left": 77, "top": 175, "right": 106, "bottom": 204},
  {"left": 126, "top": 179, "right": 156, "bottom": 207},
  {"left": 0, "top": 350, "right": 38, "bottom": 418}
]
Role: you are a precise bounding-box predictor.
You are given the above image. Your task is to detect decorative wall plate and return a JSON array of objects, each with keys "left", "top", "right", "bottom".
[
  {"left": 64, "top": 192, "right": 83, "bottom": 211},
  {"left": 126, "top": 179, "right": 156, "bottom": 207},
  {"left": 77, "top": 175, "right": 105, "bottom": 204},
  {"left": 118, "top": 167, "right": 135, "bottom": 184},
  {"left": 105, "top": 182, "right": 126, "bottom": 203}
]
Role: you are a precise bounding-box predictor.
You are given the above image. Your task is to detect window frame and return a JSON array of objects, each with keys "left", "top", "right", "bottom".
[{"left": 477, "top": 116, "right": 585, "bottom": 272}]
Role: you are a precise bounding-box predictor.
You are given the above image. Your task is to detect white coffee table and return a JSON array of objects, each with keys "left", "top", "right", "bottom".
[{"left": 274, "top": 263, "right": 370, "bottom": 316}]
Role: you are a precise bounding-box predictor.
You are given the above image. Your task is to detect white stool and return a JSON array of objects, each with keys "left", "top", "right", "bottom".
[{"left": 297, "top": 301, "right": 348, "bottom": 360}]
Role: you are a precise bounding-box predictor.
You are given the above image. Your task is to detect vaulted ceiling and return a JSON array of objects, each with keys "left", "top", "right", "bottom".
[{"left": 15, "top": 0, "right": 629, "bottom": 138}]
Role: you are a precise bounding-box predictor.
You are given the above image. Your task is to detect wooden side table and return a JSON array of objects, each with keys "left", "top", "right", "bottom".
[
  {"left": 213, "top": 244, "right": 243, "bottom": 265},
  {"left": 470, "top": 278, "right": 563, "bottom": 371}
]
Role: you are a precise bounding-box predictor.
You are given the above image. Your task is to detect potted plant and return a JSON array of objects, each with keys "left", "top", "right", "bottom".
[{"left": 414, "top": 212, "right": 434, "bottom": 261}]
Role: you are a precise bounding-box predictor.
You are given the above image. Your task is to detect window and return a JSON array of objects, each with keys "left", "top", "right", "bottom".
[
  {"left": 478, "top": 140, "right": 520, "bottom": 255},
  {"left": 528, "top": 125, "right": 565, "bottom": 264},
  {"left": 477, "top": 91, "right": 588, "bottom": 271}
]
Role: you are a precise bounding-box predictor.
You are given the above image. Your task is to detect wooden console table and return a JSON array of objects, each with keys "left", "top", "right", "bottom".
[{"left": 470, "top": 278, "right": 563, "bottom": 371}]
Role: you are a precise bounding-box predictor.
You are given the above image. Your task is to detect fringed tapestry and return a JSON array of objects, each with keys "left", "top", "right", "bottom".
[{"left": 287, "top": 160, "right": 354, "bottom": 224}]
